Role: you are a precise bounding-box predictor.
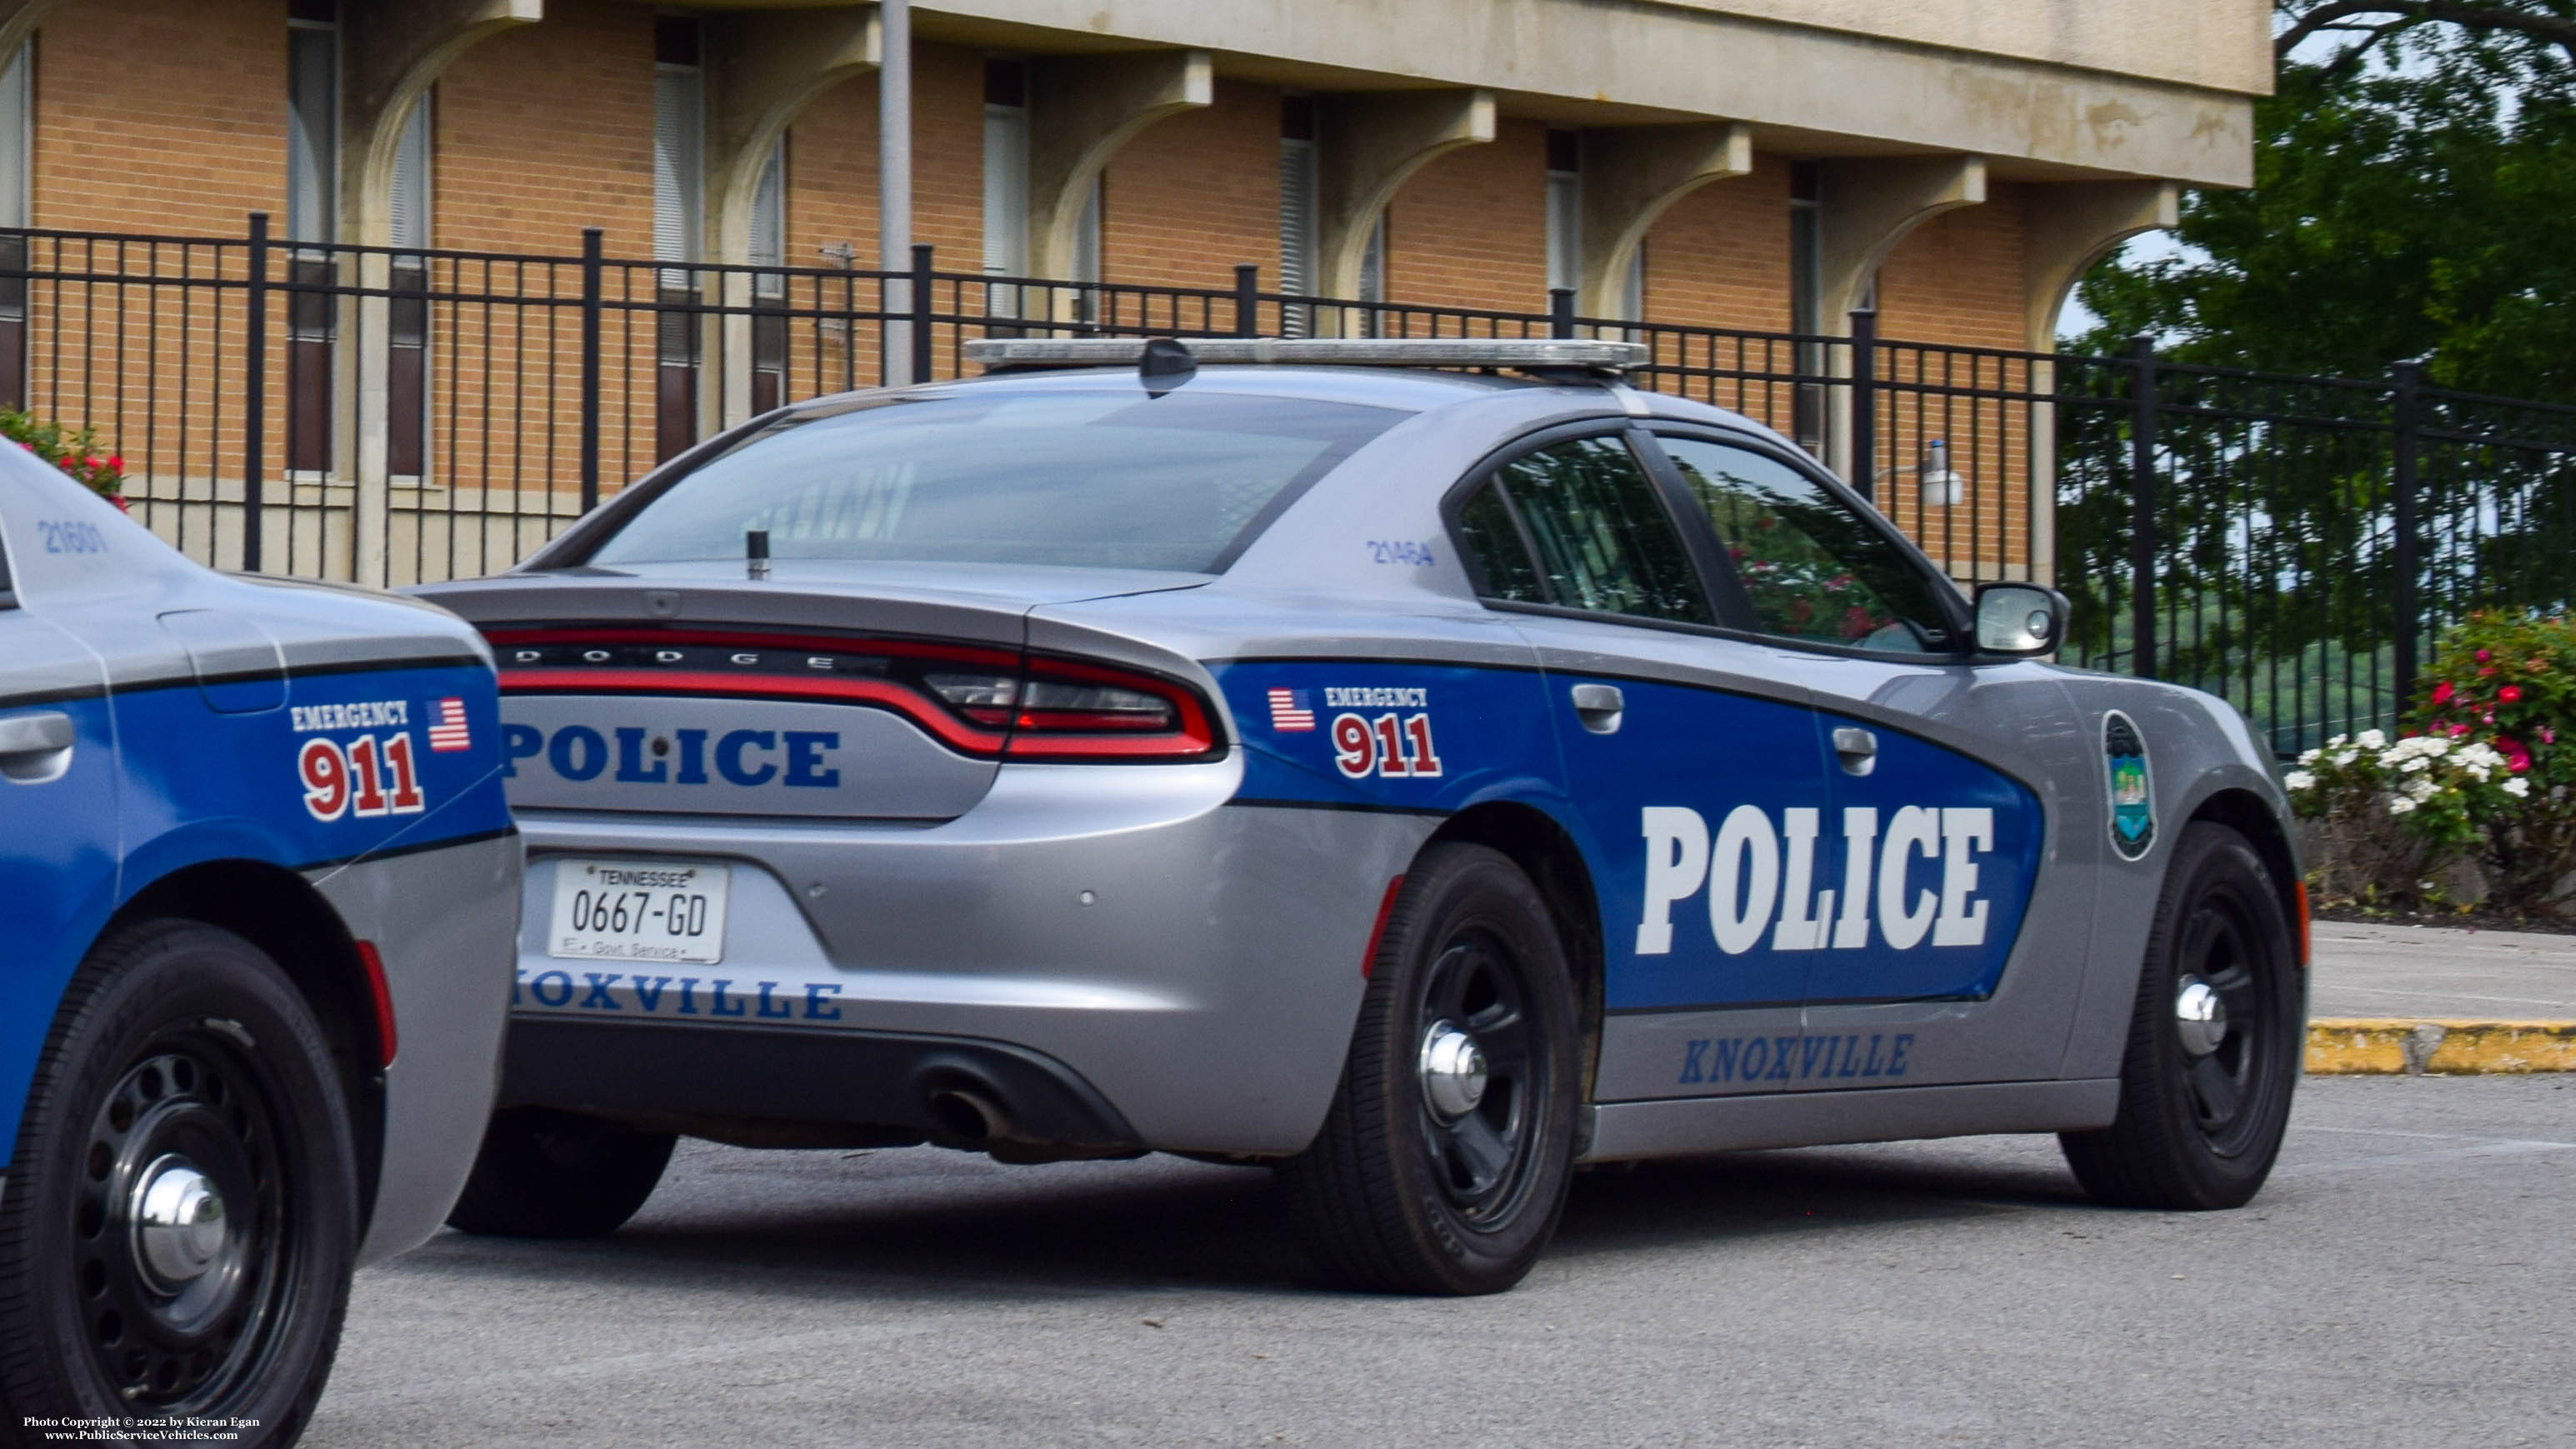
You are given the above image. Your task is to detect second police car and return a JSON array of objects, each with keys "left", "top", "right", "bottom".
[
  {"left": 418, "top": 337, "right": 2305, "bottom": 1296},
  {"left": 0, "top": 449, "right": 518, "bottom": 1441}
]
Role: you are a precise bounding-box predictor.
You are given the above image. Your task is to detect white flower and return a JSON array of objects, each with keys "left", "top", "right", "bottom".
[
  {"left": 2328, "top": 734, "right": 2349, "bottom": 747},
  {"left": 2283, "top": 770, "right": 2316, "bottom": 792},
  {"left": 2298, "top": 748, "right": 2323, "bottom": 766},
  {"left": 2405, "top": 777, "right": 2439, "bottom": 799},
  {"left": 2388, "top": 797, "right": 2418, "bottom": 815},
  {"left": 2504, "top": 777, "right": 2532, "bottom": 798},
  {"left": 2332, "top": 751, "right": 2359, "bottom": 767},
  {"left": 2398, "top": 757, "right": 2431, "bottom": 774},
  {"left": 2358, "top": 729, "right": 2388, "bottom": 749}
]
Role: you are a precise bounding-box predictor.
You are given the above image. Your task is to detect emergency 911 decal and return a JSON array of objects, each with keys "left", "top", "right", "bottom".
[{"left": 2104, "top": 710, "right": 2156, "bottom": 861}]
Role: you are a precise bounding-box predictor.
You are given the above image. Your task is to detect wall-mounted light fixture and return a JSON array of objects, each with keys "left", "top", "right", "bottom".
[{"left": 1919, "top": 437, "right": 1967, "bottom": 508}]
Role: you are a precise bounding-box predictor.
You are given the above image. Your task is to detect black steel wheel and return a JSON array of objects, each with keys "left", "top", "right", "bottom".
[
  {"left": 445, "top": 1107, "right": 674, "bottom": 1239},
  {"left": 0, "top": 922, "right": 357, "bottom": 1447},
  {"left": 2062, "top": 822, "right": 2303, "bottom": 1210},
  {"left": 1281, "top": 843, "right": 1581, "bottom": 1295}
]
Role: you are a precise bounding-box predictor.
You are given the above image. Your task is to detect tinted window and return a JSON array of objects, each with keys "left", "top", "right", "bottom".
[
  {"left": 1485, "top": 437, "right": 1710, "bottom": 624},
  {"left": 1453, "top": 482, "right": 1544, "bottom": 603},
  {"left": 1658, "top": 435, "right": 1957, "bottom": 652},
  {"left": 588, "top": 390, "right": 1409, "bottom": 573}
]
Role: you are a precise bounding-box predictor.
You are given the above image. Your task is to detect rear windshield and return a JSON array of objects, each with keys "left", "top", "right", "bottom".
[{"left": 585, "top": 389, "right": 1410, "bottom": 573}]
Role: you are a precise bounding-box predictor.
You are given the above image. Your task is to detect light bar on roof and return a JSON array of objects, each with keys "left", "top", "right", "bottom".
[{"left": 962, "top": 337, "right": 1650, "bottom": 371}]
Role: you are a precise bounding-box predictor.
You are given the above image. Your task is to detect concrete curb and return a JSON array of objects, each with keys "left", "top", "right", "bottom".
[{"left": 2307, "top": 1020, "right": 2576, "bottom": 1075}]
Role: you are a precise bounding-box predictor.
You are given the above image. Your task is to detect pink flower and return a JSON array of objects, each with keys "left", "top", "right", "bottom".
[
  {"left": 2449, "top": 722, "right": 2471, "bottom": 737},
  {"left": 106, "top": 454, "right": 123, "bottom": 472},
  {"left": 2499, "top": 685, "right": 2523, "bottom": 703},
  {"left": 2431, "top": 681, "right": 2455, "bottom": 705},
  {"left": 2477, "top": 649, "right": 2492, "bottom": 662},
  {"left": 2479, "top": 665, "right": 2498, "bottom": 677},
  {"left": 2544, "top": 727, "right": 2559, "bottom": 746},
  {"left": 2498, "top": 737, "right": 2532, "bottom": 772}
]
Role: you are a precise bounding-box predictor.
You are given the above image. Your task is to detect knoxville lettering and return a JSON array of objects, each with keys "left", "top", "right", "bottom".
[
  {"left": 1676, "top": 1031, "right": 1915, "bottom": 1085},
  {"left": 514, "top": 968, "right": 846, "bottom": 1021}
]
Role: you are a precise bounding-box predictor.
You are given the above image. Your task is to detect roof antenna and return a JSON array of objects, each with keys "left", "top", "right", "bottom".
[
  {"left": 1138, "top": 337, "right": 1196, "bottom": 397},
  {"left": 746, "top": 527, "right": 770, "bottom": 581}
]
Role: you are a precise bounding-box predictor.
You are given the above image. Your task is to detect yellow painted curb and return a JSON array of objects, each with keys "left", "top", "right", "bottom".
[{"left": 2307, "top": 1019, "right": 2576, "bottom": 1075}]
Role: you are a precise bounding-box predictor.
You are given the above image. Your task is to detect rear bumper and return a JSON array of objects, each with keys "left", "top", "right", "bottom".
[
  {"left": 501, "top": 1017, "right": 1140, "bottom": 1152},
  {"left": 506, "top": 757, "right": 1437, "bottom": 1156}
]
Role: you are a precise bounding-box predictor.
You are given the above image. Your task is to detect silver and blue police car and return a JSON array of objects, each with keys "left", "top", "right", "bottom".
[
  {"left": 419, "top": 337, "right": 2305, "bottom": 1296},
  {"left": 0, "top": 452, "right": 518, "bottom": 1437}
]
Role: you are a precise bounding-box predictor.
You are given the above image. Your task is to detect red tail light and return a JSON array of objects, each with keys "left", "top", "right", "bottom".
[{"left": 486, "top": 626, "right": 1223, "bottom": 762}]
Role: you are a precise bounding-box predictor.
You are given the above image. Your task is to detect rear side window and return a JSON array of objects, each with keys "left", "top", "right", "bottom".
[
  {"left": 1457, "top": 436, "right": 1710, "bottom": 625},
  {"left": 1657, "top": 435, "right": 1959, "bottom": 653},
  {"left": 586, "top": 389, "right": 1410, "bottom": 574}
]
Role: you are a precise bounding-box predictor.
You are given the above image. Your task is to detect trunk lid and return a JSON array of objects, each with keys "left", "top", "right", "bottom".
[{"left": 416, "top": 562, "right": 1209, "bottom": 822}]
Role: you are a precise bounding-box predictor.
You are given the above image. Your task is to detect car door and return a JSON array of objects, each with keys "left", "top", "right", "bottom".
[
  {"left": 0, "top": 516, "right": 123, "bottom": 1129},
  {"left": 1443, "top": 426, "right": 1843, "bottom": 1102},
  {"left": 1642, "top": 428, "right": 2095, "bottom": 1088}
]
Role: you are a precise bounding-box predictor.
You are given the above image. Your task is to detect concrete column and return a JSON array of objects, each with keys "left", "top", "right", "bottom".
[
  {"left": 1026, "top": 49, "right": 1213, "bottom": 284},
  {"left": 704, "top": 7, "right": 881, "bottom": 427},
  {"left": 2020, "top": 179, "right": 2178, "bottom": 584},
  {"left": 1315, "top": 88, "right": 1497, "bottom": 305},
  {"left": 1577, "top": 122, "right": 1751, "bottom": 319},
  {"left": 336, "top": 0, "right": 542, "bottom": 586}
]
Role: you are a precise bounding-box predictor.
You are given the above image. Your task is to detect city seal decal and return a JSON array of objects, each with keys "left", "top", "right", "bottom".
[{"left": 2103, "top": 710, "right": 2155, "bottom": 861}]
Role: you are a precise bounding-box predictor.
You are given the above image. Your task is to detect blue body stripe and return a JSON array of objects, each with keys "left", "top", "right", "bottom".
[
  {"left": 1213, "top": 660, "right": 2041, "bottom": 1016},
  {"left": 2, "top": 662, "right": 509, "bottom": 1146}
]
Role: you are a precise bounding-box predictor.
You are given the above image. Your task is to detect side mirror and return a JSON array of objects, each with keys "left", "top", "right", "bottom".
[{"left": 1973, "top": 582, "right": 2068, "bottom": 657}]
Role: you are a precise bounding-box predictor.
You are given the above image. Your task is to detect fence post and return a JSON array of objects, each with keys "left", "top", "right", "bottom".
[
  {"left": 2389, "top": 357, "right": 2423, "bottom": 715},
  {"left": 242, "top": 212, "right": 268, "bottom": 572},
  {"left": 578, "top": 227, "right": 603, "bottom": 515},
  {"left": 1234, "top": 264, "right": 1261, "bottom": 338},
  {"left": 909, "top": 244, "right": 935, "bottom": 382},
  {"left": 2128, "top": 332, "right": 2160, "bottom": 682},
  {"left": 1848, "top": 307, "right": 1877, "bottom": 502},
  {"left": 1548, "top": 287, "right": 1574, "bottom": 340}
]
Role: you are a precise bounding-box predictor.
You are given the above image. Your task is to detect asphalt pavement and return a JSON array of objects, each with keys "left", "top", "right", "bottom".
[{"left": 308, "top": 1075, "right": 2574, "bottom": 1449}]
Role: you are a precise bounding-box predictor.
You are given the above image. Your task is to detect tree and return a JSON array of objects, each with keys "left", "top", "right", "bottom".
[{"left": 2068, "top": 2, "right": 2576, "bottom": 403}]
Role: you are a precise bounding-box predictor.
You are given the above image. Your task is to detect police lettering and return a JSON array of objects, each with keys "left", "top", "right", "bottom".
[
  {"left": 1636, "top": 804, "right": 1993, "bottom": 956},
  {"left": 503, "top": 722, "right": 841, "bottom": 787}
]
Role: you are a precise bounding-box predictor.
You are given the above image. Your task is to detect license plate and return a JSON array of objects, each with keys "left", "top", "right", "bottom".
[{"left": 546, "top": 858, "right": 730, "bottom": 965}]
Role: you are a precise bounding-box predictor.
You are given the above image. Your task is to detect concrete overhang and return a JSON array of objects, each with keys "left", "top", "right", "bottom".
[{"left": 903, "top": 0, "right": 2260, "bottom": 188}]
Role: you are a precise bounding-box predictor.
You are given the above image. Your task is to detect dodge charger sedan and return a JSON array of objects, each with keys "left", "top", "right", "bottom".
[{"left": 419, "top": 337, "right": 2304, "bottom": 1296}]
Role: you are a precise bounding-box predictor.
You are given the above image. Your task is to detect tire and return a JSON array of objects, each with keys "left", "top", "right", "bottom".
[
  {"left": 444, "top": 1108, "right": 674, "bottom": 1238},
  {"left": 0, "top": 921, "right": 358, "bottom": 1449},
  {"left": 2061, "top": 822, "right": 2302, "bottom": 1210},
  {"left": 1280, "top": 843, "right": 1583, "bottom": 1295}
]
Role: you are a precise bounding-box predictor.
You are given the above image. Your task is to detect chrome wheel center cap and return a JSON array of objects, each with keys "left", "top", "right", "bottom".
[
  {"left": 1419, "top": 1021, "right": 1488, "bottom": 1120},
  {"left": 132, "top": 1155, "right": 228, "bottom": 1288},
  {"left": 2174, "top": 977, "right": 2228, "bottom": 1058}
]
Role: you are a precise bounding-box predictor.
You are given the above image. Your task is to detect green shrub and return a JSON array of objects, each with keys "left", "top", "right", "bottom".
[
  {"left": 0, "top": 406, "right": 127, "bottom": 506},
  {"left": 2283, "top": 612, "right": 2576, "bottom": 919},
  {"left": 2412, "top": 612, "right": 2576, "bottom": 916}
]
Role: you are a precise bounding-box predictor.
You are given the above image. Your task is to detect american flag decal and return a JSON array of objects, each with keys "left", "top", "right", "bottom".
[
  {"left": 426, "top": 697, "right": 473, "bottom": 752},
  {"left": 1267, "top": 687, "right": 1316, "bottom": 732}
]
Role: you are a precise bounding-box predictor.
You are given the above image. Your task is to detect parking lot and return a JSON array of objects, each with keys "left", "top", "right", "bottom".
[{"left": 310, "top": 1076, "right": 2572, "bottom": 1449}]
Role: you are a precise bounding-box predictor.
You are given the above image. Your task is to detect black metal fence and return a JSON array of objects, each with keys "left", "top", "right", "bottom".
[{"left": 4, "top": 214, "right": 2571, "bottom": 756}]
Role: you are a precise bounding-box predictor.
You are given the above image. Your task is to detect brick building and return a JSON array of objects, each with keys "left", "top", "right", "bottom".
[{"left": 0, "top": 0, "right": 2271, "bottom": 581}]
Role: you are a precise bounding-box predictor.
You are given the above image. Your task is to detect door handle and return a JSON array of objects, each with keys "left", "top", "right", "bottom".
[
  {"left": 1832, "top": 726, "right": 1877, "bottom": 776},
  {"left": 1569, "top": 683, "right": 1624, "bottom": 735},
  {"left": 0, "top": 710, "right": 75, "bottom": 783}
]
